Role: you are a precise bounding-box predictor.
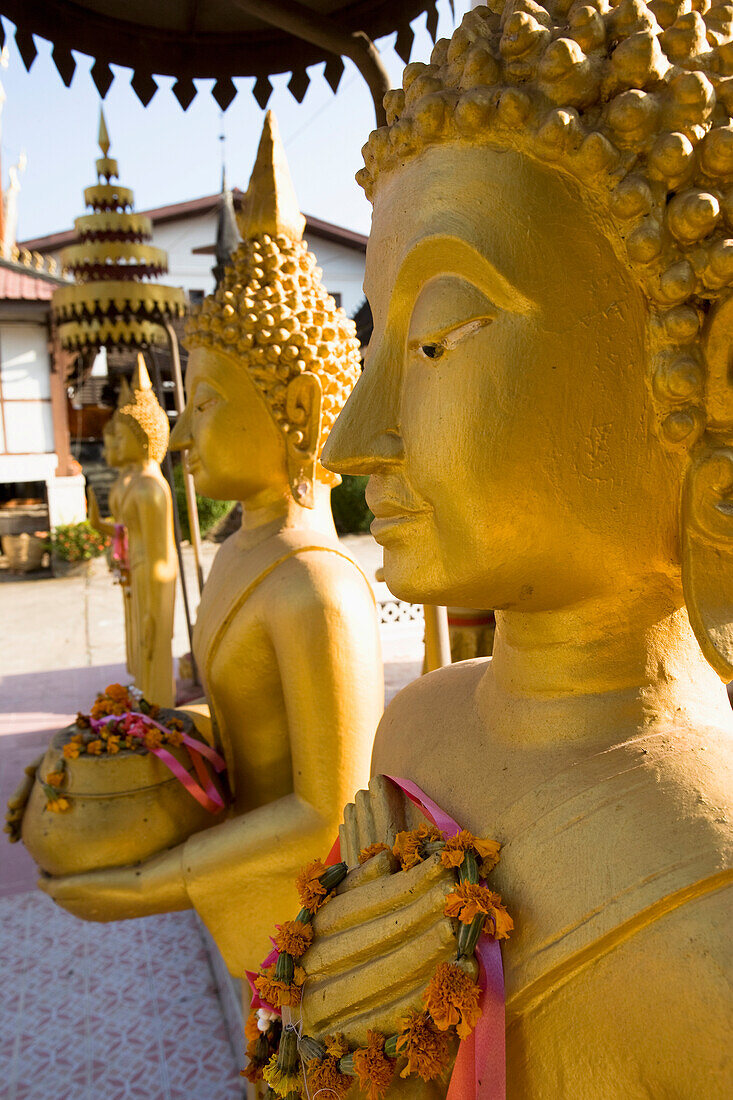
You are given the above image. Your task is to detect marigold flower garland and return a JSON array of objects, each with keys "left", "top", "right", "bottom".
[
  {"left": 39, "top": 685, "right": 193, "bottom": 814},
  {"left": 243, "top": 825, "right": 513, "bottom": 1098}
]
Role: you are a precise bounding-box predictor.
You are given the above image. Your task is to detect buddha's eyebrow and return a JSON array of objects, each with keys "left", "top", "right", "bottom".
[{"left": 388, "top": 235, "right": 534, "bottom": 317}]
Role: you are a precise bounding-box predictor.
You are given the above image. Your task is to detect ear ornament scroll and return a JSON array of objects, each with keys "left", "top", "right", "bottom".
[
  {"left": 284, "top": 371, "right": 323, "bottom": 510},
  {"left": 682, "top": 299, "right": 733, "bottom": 681}
]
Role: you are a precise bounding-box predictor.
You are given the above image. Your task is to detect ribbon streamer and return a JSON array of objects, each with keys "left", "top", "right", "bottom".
[
  {"left": 90, "top": 710, "right": 227, "bottom": 814},
  {"left": 385, "top": 776, "right": 506, "bottom": 1100}
]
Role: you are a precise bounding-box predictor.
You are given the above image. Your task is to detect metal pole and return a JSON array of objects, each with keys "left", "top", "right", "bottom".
[
  {"left": 233, "top": 0, "right": 390, "bottom": 127},
  {"left": 163, "top": 321, "right": 204, "bottom": 595},
  {"left": 423, "top": 605, "right": 452, "bottom": 673},
  {"left": 146, "top": 350, "right": 199, "bottom": 685}
]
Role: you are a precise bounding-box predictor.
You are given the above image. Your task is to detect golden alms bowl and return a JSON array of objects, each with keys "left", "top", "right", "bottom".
[{"left": 21, "top": 708, "right": 224, "bottom": 877}]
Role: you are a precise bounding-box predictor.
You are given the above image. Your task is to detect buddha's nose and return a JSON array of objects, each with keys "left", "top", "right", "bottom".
[
  {"left": 322, "top": 342, "right": 403, "bottom": 476},
  {"left": 169, "top": 405, "right": 192, "bottom": 452}
]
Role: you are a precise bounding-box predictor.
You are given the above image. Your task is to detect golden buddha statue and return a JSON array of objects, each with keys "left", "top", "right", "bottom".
[
  {"left": 298, "top": 2, "right": 733, "bottom": 1093},
  {"left": 89, "top": 357, "right": 177, "bottom": 706},
  {"left": 41, "top": 112, "right": 384, "bottom": 979}
]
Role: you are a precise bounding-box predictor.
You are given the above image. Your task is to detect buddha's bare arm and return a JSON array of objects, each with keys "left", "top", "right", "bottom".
[
  {"left": 87, "top": 486, "right": 116, "bottom": 539},
  {"left": 135, "top": 481, "right": 176, "bottom": 656},
  {"left": 40, "top": 556, "right": 382, "bottom": 940},
  {"left": 180, "top": 555, "right": 383, "bottom": 971}
]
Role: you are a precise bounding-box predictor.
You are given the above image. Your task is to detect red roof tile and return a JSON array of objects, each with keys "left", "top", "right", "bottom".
[{"left": 0, "top": 267, "right": 56, "bottom": 301}]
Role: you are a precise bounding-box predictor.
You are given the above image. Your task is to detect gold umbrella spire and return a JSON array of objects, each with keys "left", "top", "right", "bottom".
[
  {"left": 52, "top": 112, "right": 185, "bottom": 351},
  {"left": 237, "top": 110, "right": 305, "bottom": 242},
  {"left": 98, "top": 107, "right": 110, "bottom": 156}
]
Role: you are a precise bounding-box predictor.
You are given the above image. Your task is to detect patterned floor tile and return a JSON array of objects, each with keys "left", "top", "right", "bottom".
[{"left": 0, "top": 891, "right": 245, "bottom": 1100}]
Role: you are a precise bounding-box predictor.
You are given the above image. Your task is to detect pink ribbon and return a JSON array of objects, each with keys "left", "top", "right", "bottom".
[
  {"left": 386, "top": 776, "right": 506, "bottom": 1100},
  {"left": 111, "top": 523, "right": 129, "bottom": 579},
  {"left": 90, "top": 710, "right": 227, "bottom": 814},
  {"left": 245, "top": 777, "right": 506, "bottom": 1098}
]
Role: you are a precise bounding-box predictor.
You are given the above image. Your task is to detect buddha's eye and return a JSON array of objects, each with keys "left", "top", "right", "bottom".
[
  {"left": 195, "top": 396, "right": 217, "bottom": 413},
  {"left": 420, "top": 342, "right": 445, "bottom": 361}
]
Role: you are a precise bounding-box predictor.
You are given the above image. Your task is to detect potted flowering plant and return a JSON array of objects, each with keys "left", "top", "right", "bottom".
[{"left": 48, "top": 521, "right": 110, "bottom": 576}]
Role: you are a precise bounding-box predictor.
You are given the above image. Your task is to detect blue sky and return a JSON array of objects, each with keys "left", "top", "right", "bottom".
[{"left": 0, "top": 2, "right": 470, "bottom": 244}]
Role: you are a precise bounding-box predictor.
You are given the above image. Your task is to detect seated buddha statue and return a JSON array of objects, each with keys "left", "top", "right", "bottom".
[
  {"left": 42, "top": 111, "right": 384, "bottom": 977},
  {"left": 299, "top": 3, "right": 733, "bottom": 1093},
  {"left": 88, "top": 357, "right": 177, "bottom": 706}
]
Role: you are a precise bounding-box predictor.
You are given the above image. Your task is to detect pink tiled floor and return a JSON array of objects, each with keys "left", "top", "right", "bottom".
[{"left": 0, "top": 892, "right": 244, "bottom": 1100}]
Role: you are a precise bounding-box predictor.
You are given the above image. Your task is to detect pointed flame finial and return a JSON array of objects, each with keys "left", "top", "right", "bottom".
[
  {"left": 237, "top": 111, "right": 305, "bottom": 242},
  {"left": 132, "top": 352, "right": 153, "bottom": 393},
  {"left": 117, "top": 375, "right": 133, "bottom": 407},
  {"left": 98, "top": 108, "right": 110, "bottom": 156}
]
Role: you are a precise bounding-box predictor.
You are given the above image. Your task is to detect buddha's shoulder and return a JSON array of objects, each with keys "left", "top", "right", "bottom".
[{"left": 372, "top": 659, "right": 489, "bottom": 772}]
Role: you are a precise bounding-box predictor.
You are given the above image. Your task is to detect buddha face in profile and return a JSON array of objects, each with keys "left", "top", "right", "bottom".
[
  {"left": 324, "top": 0, "right": 733, "bottom": 677},
  {"left": 105, "top": 373, "right": 170, "bottom": 470},
  {"left": 172, "top": 231, "right": 361, "bottom": 509}
]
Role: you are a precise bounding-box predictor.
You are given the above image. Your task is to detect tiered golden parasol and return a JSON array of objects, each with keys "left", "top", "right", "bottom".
[{"left": 52, "top": 111, "right": 186, "bottom": 352}]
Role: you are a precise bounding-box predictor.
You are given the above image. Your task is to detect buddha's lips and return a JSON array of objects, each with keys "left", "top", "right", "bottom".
[{"left": 369, "top": 503, "right": 431, "bottom": 538}]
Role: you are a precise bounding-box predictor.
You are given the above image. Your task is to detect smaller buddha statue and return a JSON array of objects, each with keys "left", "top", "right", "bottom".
[
  {"left": 41, "top": 112, "right": 384, "bottom": 981},
  {"left": 89, "top": 357, "right": 177, "bottom": 706}
]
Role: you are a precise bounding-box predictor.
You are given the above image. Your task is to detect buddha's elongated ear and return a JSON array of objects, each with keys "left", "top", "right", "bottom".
[
  {"left": 682, "top": 299, "right": 733, "bottom": 681},
  {"left": 284, "top": 371, "right": 323, "bottom": 509}
]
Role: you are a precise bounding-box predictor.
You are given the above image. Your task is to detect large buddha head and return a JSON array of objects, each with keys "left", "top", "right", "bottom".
[
  {"left": 323, "top": 0, "right": 733, "bottom": 678},
  {"left": 171, "top": 112, "right": 361, "bottom": 511}
]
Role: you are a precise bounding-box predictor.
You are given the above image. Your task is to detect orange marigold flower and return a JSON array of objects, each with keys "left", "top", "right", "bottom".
[
  {"left": 239, "top": 1062, "right": 259, "bottom": 1084},
  {"left": 63, "top": 743, "right": 80, "bottom": 760},
  {"left": 358, "top": 842, "right": 390, "bottom": 865},
  {"left": 393, "top": 823, "right": 442, "bottom": 871},
  {"left": 75, "top": 713, "right": 90, "bottom": 729},
  {"left": 46, "top": 797, "right": 71, "bottom": 814},
  {"left": 424, "top": 963, "right": 482, "bottom": 1041},
  {"left": 70, "top": 733, "right": 85, "bottom": 744},
  {"left": 324, "top": 1033, "right": 349, "bottom": 1059},
  {"left": 295, "top": 858, "right": 329, "bottom": 912},
  {"left": 444, "top": 883, "right": 513, "bottom": 939},
  {"left": 244, "top": 1011, "right": 260, "bottom": 1045},
  {"left": 104, "top": 683, "right": 128, "bottom": 701},
  {"left": 254, "top": 966, "right": 302, "bottom": 1009},
  {"left": 165, "top": 729, "right": 183, "bottom": 747},
  {"left": 487, "top": 902, "right": 514, "bottom": 941},
  {"left": 306, "top": 1056, "right": 352, "bottom": 1098},
  {"left": 445, "top": 883, "right": 495, "bottom": 924},
  {"left": 352, "top": 1031, "right": 395, "bottom": 1100},
  {"left": 45, "top": 770, "right": 65, "bottom": 789},
  {"left": 396, "top": 1009, "right": 452, "bottom": 1081},
  {"left": 106, "top": 736, "right": 121, "bottom": 754},
  {"left": 86, "top": 739, "right": 103, "bottom": 756},
  {"left": 440, "top": 830, "right": 501, "bottom": 873},
  {"left": 274, "top": 920, "right": 313, "bottom": 959},
  {"left": 143, "top": 729, "right": 163, "bottom": 750},
  {"left": 168, "top": 718, "right": 184, "bottom": 731}
]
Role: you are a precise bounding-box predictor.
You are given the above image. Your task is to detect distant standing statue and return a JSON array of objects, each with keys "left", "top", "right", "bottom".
[
  {"left": 44, "top": 113, "right": 383, "bottom": 981},
  {"left": 89, "top": 356, "right": 177, "bottom": 707}
]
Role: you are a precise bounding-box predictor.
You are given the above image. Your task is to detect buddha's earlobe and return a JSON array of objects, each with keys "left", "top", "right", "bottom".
[
  {"left": 681, "top": 446, "right": 733, "bottom": 682},
  {"left": 284, "top": 371, "right": 323, "bottom": 509}
]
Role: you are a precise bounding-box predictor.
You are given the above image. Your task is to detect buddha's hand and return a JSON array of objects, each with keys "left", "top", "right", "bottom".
[
  {"left": 37, "top": 846, "right": 189, "bottom": 921},
  {"left": 4, "top": 754, "right": 43, "bottom": 843},
  {"left": 298, "top": 775, "right": 481, "bottom": 1082},
  {"left": 299, "top": 849, "right": 473, "bottom": 1049}
]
